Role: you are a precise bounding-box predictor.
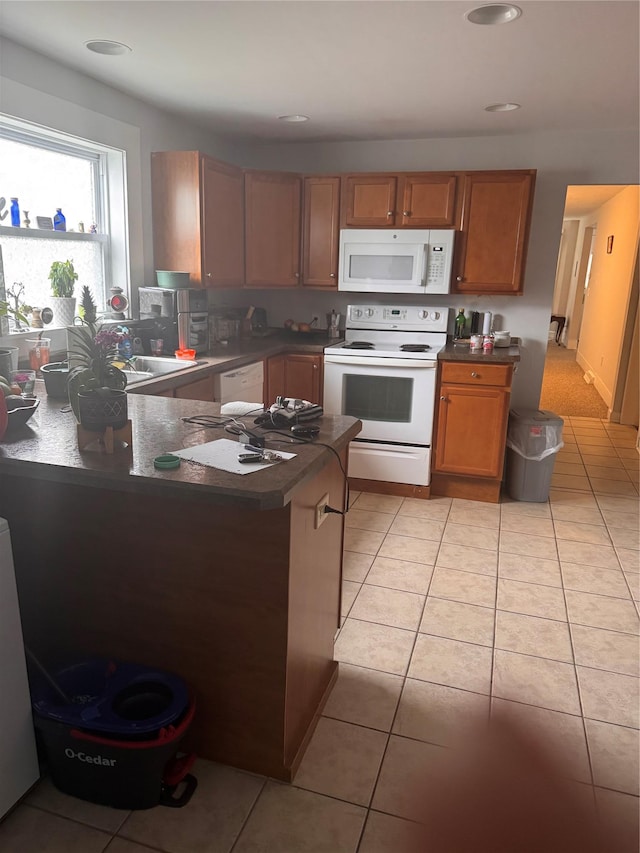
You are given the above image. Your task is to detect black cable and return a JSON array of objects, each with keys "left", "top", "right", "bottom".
[{"left": 259, "top": 429, "right": 350, "bottom": 515}]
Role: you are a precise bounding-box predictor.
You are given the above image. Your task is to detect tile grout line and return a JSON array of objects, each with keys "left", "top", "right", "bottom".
[
  {"left": 352, "top": 493, "right": 407, "bottom": 853},
  {"left": 354, "top": 495, "right": 450, "bottom": 851},
  {"left": 550, "top": 484, "right": 597, "bottom": 795},
  {"left": 227, "top": 777, "right": 269, "bottom": 853}
]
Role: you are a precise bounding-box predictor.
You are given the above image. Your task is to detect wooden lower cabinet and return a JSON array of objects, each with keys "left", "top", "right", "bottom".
[
  {"left": 432, "top": 361, "right": 513, "bottom": 502},
  {"left": 265, "top": 353, "right": 323, "bottom": 405},
  {"left": 174, "top": 375, "right": 214, "bottom": 401}
]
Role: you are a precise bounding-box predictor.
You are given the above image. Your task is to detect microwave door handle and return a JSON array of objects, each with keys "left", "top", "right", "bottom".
[{"left": 324, "top": 355, "right": 437, "bottom": 368}]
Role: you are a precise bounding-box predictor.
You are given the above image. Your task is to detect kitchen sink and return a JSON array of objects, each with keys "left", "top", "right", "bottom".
[{"left": 122, "top": 356, "right": 199, "bottom": 385}]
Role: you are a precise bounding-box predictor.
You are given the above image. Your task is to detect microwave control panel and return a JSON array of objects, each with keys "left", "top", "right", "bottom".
[{"left": 425, "top": 230, "right": 455, "bottom": 293}]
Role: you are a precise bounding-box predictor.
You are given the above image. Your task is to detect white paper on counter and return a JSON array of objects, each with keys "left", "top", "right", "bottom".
[{"left": 171, "top": 438, "right": 296, "bottom": 475}]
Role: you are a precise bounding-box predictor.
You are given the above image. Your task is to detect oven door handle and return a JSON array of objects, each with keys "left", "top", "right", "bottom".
[{"left": 324, "top": 355, "right": 437, "bottom": 368}]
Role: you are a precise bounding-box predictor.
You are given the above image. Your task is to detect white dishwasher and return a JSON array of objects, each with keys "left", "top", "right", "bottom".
[
  {"left": 213, "top": 361, "right": 264, "bottom": 406},
  {"left": 0, "top": 518, "right": 39, "bottom": 817}
]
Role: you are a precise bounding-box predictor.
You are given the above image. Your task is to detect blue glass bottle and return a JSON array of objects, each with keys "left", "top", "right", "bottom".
[
  {"left": 53, "top": 208, "right": 66, "bottom": 231},
  {"left": 10, "top": 198, "right": 20, "bottom": 227}
]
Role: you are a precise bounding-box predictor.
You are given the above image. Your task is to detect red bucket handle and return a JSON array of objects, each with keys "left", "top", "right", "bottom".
[{"left": 70, "top": 695, "right": 196, "bottom": 750}]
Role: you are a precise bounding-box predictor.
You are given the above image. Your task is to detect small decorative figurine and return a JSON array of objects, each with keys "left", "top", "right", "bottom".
[{"left": 22, "top": 210, "right": 30, "bottom": 229}]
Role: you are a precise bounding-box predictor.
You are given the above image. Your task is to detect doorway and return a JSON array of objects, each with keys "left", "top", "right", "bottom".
[{"left": 540, "top": 185, "right": 639, "bottom": 422}]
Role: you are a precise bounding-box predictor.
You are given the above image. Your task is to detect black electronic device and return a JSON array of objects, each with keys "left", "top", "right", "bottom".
[
  {"left": 291, "top": 424, "right": 320, "bottom": 438},
  {"left": 254, "top": 398, "right": 323, "bottom": 429}
]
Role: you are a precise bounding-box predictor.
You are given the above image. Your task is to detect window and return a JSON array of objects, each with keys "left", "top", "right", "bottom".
[{"left": 0, "top": 118, "right": 129, "bottom": 329}]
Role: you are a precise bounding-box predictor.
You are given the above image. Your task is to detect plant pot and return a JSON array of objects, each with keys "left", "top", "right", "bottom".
[
  {"left": 40, "top": 362, "right": 70, "bottom": 400},
  {"left": 50, "top": 297, "right": 77, "bottom": 328},
  {"left": 78, "top": 388, "right": 128, "bottom": 432},
  {"left": 0, "top": 347, "right": 19, "bottom": 378}
]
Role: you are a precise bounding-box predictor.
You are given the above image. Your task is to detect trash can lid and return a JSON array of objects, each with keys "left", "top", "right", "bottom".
[
  {"left": 32, "top": 658, "right": 190, "bottom": 735},
  {"left": 509, "top": 408, "right": 564, "bottom": 426}
]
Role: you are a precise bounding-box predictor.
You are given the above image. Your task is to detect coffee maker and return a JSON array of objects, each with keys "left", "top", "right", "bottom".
[{"left": 138, "top": 287, "right": 209, "bottom": 355}]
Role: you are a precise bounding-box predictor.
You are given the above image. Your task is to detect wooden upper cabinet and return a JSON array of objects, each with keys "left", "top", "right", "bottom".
[
  {"left": 245, "top": 171, "right": 302, "bottom": 287},
  {"left": 302, "top": 177, "right": 340, "bottom": 288},
  {"left": 151, "top": 151, "right": 202, "bottom": 287},
  {"left": 398, "top": 174, "right": 457, "bottom": 227},
  {"left": 151, "top": 151, "right": 244, "bottom": 289},
  {"left": 454, "top": 171, "right": 536, "bottom": 295},
  {"left": 434, "top": 383, "right": 511, "bottom": 479},
  {"left": 201, "top": 156, "right": 244, "bottom": 288},
  {"left": 343, "top": 175, "right": 397, "bottom": 226}
]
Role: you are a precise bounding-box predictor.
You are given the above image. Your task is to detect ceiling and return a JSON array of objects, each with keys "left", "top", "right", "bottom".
[
  {"left": 564, "top": 186, "right": 628, "bottom": 218},
  {"left": 1, "top": 1, "right": 638, "bottom": 143}
]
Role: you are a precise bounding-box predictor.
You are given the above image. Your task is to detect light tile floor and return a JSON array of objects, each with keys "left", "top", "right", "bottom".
[{"left": 1, "top": 416, "right": 638, "bottom": 853}]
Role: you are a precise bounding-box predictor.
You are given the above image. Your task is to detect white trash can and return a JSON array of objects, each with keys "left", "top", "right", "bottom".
[{"left": 506, "top": 409, "right": 564, "bottom": 502}]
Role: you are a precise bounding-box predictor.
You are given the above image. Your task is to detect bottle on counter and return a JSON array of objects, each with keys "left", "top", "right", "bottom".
[
  {"left": 53, "top": 208, "right": 66, "bottom": 231},
  {"left": 10, "top": 198, "right": 20, "bottom": 227},
  {"left": 455, "top": 308, "right": 466, "bottom": 339}
]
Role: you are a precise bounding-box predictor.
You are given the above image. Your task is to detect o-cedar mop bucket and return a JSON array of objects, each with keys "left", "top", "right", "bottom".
[{"left": 32, "top": 658, "right": 197, "bottom": 809}]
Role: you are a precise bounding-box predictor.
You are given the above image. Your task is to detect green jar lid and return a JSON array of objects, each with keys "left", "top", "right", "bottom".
[{"left": 153, "top": 454, "right": 181, "bottom": 470}]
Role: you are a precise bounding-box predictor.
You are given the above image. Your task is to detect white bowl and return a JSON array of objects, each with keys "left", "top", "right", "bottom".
[{"left": 493, "top": 331, "right": 511, "bottom": 347}]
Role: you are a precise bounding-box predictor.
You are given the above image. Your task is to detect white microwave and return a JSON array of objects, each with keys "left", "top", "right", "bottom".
[{"left": 338, "top": 228, "right": 455, "bottom": 294}]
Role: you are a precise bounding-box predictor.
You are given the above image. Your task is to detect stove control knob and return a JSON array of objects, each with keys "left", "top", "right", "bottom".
[
  {"left": 352, "top": 308, "right": 362, "bottom": 318},
  {"left": 419, "top": 310, "right": 429, "bottom": 319},
  {"left": 365, "top": 308, "right": 375, "bottom": 317},
  {"left": 430, "top": 311, "right": 440, "bottom": 320}
]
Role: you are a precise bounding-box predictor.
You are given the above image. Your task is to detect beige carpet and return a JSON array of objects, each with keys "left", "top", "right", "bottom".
[{"left": 539, "top": 343, "right": 608, "bottom": 418}]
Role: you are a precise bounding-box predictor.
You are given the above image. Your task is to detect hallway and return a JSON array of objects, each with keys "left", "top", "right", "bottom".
[{"left": 540, "top": 344, "right": 608, "bottom": 419}]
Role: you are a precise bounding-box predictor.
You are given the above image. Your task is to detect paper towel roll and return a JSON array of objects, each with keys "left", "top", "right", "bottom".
[{"left": 482, "top": 312, "right": 492, "bottom": 335}]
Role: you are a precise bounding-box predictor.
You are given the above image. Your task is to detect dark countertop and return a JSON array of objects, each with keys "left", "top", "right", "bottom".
[
  {"left": 439, "top": 338, "right": 521, "bottom": 363},
  {"left": 0, "top": 390, "right": 361, "bottom": 510},
  {"left": 125, "top": 331, "right": 520, "bottom": 395},
  {"left": 126, "top": 331, "right": 340, "bottom": 395}
]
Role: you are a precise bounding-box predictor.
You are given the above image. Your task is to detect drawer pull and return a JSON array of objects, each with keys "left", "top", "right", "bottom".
[
  {"left": 440, "top": 395, "right": 447, "bottom": 401},
  {"left": 471, "top": 372, "right": 479, "bottom": 378}
]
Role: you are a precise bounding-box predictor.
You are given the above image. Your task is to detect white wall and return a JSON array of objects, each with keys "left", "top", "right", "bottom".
[
  {"left": 0, "top": 37, "right": 253, "bottom": 296},
  {"left": 229, "top": 129, "right": 639, "bottom": 408},
  {"left": 577, "top": 185, "right": 640, "bottom": 410},
  {"left": 552, "top": 219, "right": 579, "bottom": 321}
]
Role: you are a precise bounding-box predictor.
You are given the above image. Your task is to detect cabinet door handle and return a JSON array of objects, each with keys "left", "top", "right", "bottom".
[
  {"left": 313, "top": 364, "right": 318, "bottom": 370},
  {"left": 330, "top": 273, "right": 336, "bottom": 278},
  {"left": 471, "top": 372, "right": 479, "bottom": 378},
  {"left": 387, "top": 210, "right": 394, "bottom": 217},
  {"left": 294, "top": 272, "right": 300, "bottom": 278},
  {"left": 206, "top": 272, "right": 212, "bottom": 278},
  {"left": 456, "top": 275, "right": 464, "bottom": 282},
  {"left": 440, "top": 395, "right": 447, "bottom": 401},
  {"left": 403, "top": 210, "right": 411, "bottom": 216}
]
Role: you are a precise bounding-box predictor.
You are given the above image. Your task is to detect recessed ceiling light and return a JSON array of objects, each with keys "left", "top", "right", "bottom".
[
  {"left": 277, "top": 115, "right": 309, "bottom": 123},
  {"left": 85, "top": 40, "right": 132, "bottom": 56},
  {"left": 466, "top": 4, "right": 522, "bottom": 25},
  {"left": 484, "top": 102, "right": 521, "bottom": 112}
]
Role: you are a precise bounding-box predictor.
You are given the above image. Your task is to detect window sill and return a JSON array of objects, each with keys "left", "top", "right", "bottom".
[{"left": 0, "top": 225, "right": 108, "bottom": 243}]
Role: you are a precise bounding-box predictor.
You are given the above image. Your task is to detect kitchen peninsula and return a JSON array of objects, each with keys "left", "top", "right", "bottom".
[{"left": 0, "top": 393, "right": 360, "bottom": 781}]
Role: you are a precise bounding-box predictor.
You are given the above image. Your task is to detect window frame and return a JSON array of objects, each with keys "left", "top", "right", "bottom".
[{"left": 0, "top": 115, "right": 130, "bottom": 317}]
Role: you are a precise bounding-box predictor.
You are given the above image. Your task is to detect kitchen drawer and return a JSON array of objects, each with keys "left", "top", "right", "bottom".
[{"left": 440, "top": 362, "right": 512, "bottom": 388}]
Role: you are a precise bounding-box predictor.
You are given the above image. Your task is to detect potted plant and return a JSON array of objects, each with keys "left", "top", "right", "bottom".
[
  {"left": 67, "top": 310, "right": 129, "bottom": 432},
  {"left": 43, "top": 286, "right": 100, "bottom": 400},
  {"left": 49, "top": 259, "right": 78, "bottom": 327}
]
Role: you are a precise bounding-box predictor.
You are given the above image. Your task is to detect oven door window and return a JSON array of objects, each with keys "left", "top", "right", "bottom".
[
  {"left": 349, "top": 254, "right": 415, "bottom": 283},
  {"left": 344, "top": 374, "right": 413, "bottom": 422}
]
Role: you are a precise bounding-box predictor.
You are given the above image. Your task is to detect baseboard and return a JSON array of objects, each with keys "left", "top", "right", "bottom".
[
  {"left": 575, "top": 349, "right": 612, "bottom": 408},
  {"left": 430, "top": 472, "right": 502, "bottom": 503},
  {"left": 349, "top": 478, "right": 431, "bottom": 499},
  {"left": 287, "top": 663, "right": 339, "bottom": 783}
]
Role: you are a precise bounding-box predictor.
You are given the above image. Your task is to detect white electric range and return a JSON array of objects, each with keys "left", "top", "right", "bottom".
[{"left": 323, "top": 305, "right": 449, "bottom": 486}]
